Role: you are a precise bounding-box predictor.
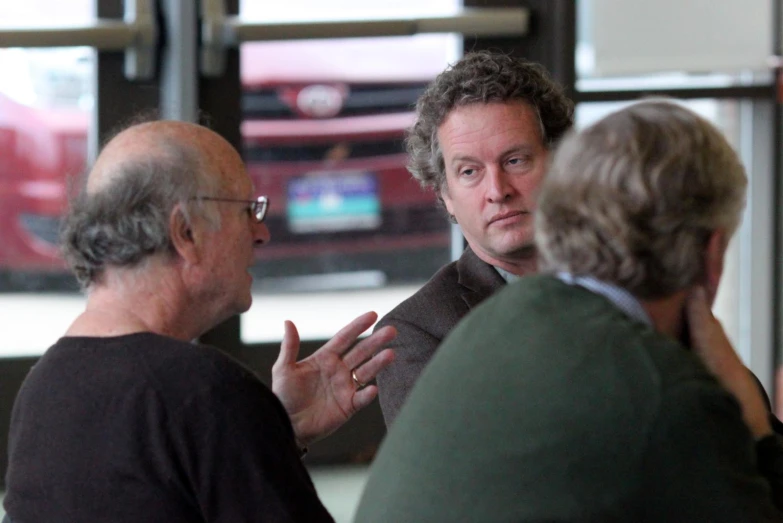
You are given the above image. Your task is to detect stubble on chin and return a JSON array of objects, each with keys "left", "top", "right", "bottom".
[{"left": 508, "top": 242, "right": 537, "bottom": 260}]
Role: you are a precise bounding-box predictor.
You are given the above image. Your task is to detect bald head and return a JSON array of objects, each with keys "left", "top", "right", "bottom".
[
  {"left": 62, "top": 120, "right": 247, "bottom": 288},
  {"left": 87, "top": 120, "right": 241, "bottom": 194}
]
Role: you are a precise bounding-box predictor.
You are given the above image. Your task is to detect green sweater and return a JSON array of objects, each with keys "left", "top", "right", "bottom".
[{"left": 356, "top": 275, "right": 782, "bottom": 522}]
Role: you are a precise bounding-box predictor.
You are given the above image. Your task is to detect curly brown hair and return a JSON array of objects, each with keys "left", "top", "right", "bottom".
[{"left": 406, "top": 51, "right": 574, "bottom": 194}]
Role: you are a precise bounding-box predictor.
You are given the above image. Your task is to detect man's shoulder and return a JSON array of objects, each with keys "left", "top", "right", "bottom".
[
  {"left": 376, "top": 260, "right": 469, "bottom": 342},
  {"left": 437, "top": 275, "right": 718, "bottom": 391},
  {"left": 634, "top": 330, "right": 722, "bottom": 391},
  {"left": 147, "top": 335, "right": 265, "bottom": 388},
  {"left": 130, "top": 334, "right": 281, "bottom": 416},
  {"left": 387, "top": 260, "right": 462, "bottom": 316},
  {"left": 44, "top": 332, "right": 268, "bottom": 396},
  {"left": 377, "top": 249, "right": 502, "bottom": 330}
]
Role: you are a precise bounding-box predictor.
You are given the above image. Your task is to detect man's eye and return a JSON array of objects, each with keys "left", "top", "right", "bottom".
[
  {"left": 460, "top": 168, "right": 476, "bottom": 177},
  {"left": 508, "top": 156, "right": 531, "bottom": 167}
]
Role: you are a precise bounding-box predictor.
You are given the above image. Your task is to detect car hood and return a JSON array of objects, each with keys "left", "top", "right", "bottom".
[
  {"left": 0, "top": 93, "right": 87, "bottom": 136},
  {"left": 240, "top": 34, "right": 457, "bottom": 85}
]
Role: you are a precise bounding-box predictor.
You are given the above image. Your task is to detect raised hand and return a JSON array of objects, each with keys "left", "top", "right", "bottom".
[
  {"left": 272, "top": 311, "right": 396, "bottom": 446},
  {"left": 686, "top": 286, "right": 772, "bottom": 439}
]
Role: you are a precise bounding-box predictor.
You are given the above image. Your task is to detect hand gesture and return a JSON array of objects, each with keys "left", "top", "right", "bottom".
[
  {"left": 686, "top": 287, "right": 772, "bottom": 439},
  {"left": 272, "top": 311, "right": 396, "bottom": 446}
]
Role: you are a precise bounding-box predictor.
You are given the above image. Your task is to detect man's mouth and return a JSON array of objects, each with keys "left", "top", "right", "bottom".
[{"left": 488, "top": 210, "right": 528, "bottom": 225}]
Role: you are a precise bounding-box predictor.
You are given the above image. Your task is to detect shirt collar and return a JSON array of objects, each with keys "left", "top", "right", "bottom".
[
  {"left": 555, "top": 272, "right": 652, "bottom": 327},
  {"left": 494, "top": 266, "right": 522, "bottom": 284}
]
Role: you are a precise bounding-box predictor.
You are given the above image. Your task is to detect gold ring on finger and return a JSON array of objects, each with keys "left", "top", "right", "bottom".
[{"left": 351, "top": 369, "right": 367, "bottom": 389}]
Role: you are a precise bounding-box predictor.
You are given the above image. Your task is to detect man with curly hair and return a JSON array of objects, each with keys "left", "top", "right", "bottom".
[{"left": 375, "top": 51, "right": 574, "bottom": 425}]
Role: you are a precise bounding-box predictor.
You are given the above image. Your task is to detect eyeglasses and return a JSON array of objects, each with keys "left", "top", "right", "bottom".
[{"left": 192, "top": 195, "right": 269, "bottom": 223}]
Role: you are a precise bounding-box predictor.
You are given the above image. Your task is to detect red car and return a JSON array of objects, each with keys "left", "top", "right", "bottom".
[
  {"left": 0, "top": 89, "right": 88, "bottom": 283},
  {"left": 0, "top": 36, "right": 454, "bottom": 289}
]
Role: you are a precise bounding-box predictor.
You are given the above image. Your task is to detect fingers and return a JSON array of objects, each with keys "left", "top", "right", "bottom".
[
  {"left": 685, "top": 288, "right": 772, "bottom": 438},
  {"left": 319, "top": 311, "right": 379, "bottom": 357},
  {"left": 273, "top": 320, "right": 301, "bottom": 371},
  {"left": 685, "top": 286, "right": 735, "bottom": 366},
  {"left": 341, "top": 325, "right": 397, "bottom": 370},
  {"left": 685, "top": 286, "right": 714, "bottom": 354},
  {"left": 352, "top": 384, "right": 380, "bottom": 413},
  {"left": 349, "top": 347, "right": 395, "bottom": 388}
]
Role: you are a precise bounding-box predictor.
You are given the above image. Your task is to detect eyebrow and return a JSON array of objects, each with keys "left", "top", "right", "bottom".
[{"left": 449, "top": 144, "right": 536, "bottom": 166}]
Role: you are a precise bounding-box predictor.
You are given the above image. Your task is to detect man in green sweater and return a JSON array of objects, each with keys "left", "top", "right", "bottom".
[{"left": 356, "top": 100, "right": 783, "bottom": 522}]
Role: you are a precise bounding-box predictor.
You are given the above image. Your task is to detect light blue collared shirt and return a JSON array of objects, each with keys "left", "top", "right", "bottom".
[
  {"left": 494, "top": 266, "right": 522, "bottom": 284},
  {"left": 556, "top": 272, "right": 652, "bottom": 327}
]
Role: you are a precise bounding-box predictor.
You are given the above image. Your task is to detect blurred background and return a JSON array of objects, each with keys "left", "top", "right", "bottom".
[{"left": 1, "top": 1, "right": 781, "bottom": 520}]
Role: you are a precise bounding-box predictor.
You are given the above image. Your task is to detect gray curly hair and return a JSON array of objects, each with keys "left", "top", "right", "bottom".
[
  {"left": 406, "top": 50, "right": 574, "bottom": 198},
  {"left": 535, "top": 100, "right": 748, "bottom": 299},
  {"left": 60, "top": 137, "right": 219, "bottom": 289}
]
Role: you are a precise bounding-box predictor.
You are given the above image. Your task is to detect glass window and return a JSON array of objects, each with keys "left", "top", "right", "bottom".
[
  {"left": 0, "top": 49, "right": 91, "bottom": 356},
  {"left": 241, "top": 0, "right": 460, "bottom": 20},
  {"left": 577, "top": 0, "right": 771, "bottom": 79},
  {"left": 0, "top": 0, "right": 94, "bottom": 25},
  {"left": 238, "top": 0, "right": 461, "bottom": 342},
  {"left": 0, "top": 1, "right": 94, "bottom": 357}
]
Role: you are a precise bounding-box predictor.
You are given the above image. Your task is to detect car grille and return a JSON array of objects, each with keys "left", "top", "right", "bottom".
[
  {"left": 242, "top": 82, "right": 427, "bottom": 119},
  {"left": 243, "top": 137, "right": 404, "bottom": 163}
]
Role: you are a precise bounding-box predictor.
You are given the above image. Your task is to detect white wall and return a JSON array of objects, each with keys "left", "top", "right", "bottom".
[{"left": 581, "top": 0, "right": 773, "bottom": 77}]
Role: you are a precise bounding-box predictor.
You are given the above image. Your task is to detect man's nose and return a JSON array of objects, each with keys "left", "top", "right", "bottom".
[
  {"left": 253, "top": 221, "right": 271, "bottom": 246},
  {"left": 485, "top": 167, "right": 514, "bottom": 203}
]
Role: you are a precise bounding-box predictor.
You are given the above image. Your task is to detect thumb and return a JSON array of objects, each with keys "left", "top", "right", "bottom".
[{"left": 274, "top": 320, "right": 301, "bottom": 370}]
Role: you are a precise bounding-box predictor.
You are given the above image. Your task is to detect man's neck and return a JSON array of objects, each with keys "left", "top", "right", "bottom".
[
  {"left": 471, "top": 245, "right": 538, "bottom": 277},
  {"left": 494, "top": 256, "right": 537, "bottom": 277},
  {"left": 639, "top": 290, "right": 688, "bottom": 343},
  {"left": 66, "top": 267, "right": 205, "bottom": 341}
]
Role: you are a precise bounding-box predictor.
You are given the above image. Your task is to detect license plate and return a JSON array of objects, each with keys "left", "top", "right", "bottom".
[{"left": 287, "top": 172, "right": 381, "bottom": 233}]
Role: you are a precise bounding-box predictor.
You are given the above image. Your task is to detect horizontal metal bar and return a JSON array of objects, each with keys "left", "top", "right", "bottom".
[
  {"left": 574, "top": 84, "right": 776, "bottom": 103},
  {"left": 0, "top": 0, "right": 158, "bottom": 81},
  {"left": 225, "top": 8, "right": 529, "bottom": 45},
  {"left": 0, "top": 21, "right": 137, "bottom": 50}
]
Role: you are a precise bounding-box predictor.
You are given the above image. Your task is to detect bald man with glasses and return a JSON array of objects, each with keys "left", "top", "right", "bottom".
[{"left": 3, "top": 121, "right": 395, "bottom": 523}]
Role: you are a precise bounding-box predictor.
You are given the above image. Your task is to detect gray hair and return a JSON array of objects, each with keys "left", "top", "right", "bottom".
[
  {"left": 60, "top": 138, "right": 219, "bottom": 289},
  {"left": 406, "top": 51, "right": 574, "bottom": 197},
  {"left": 535, "top": 100, "right": 748, "bottom": 299}
]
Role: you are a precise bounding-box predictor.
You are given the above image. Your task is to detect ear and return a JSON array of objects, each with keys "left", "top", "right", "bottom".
[
  {"left": 703, "top": 228, "right": 728, "bottom": 306},
  {"left": 169, "top": 204, "right": 200, "bottom": 264},
  {"left": 440, "top": 183, "right": 455, "bottom": 218}
]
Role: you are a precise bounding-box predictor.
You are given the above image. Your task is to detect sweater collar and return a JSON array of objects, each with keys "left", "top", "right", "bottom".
[{"left": 556, "top": 273, "right": 652, "bottom": 327}]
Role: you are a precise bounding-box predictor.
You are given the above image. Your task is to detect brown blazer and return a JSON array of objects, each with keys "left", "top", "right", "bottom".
[{"left": 375, "top": 247, "right": 506, "bottom": 426}]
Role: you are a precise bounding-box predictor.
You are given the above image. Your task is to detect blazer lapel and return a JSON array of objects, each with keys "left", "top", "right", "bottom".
[{"left": 456, "top": 247, "right": 507, "bottom": 309}]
